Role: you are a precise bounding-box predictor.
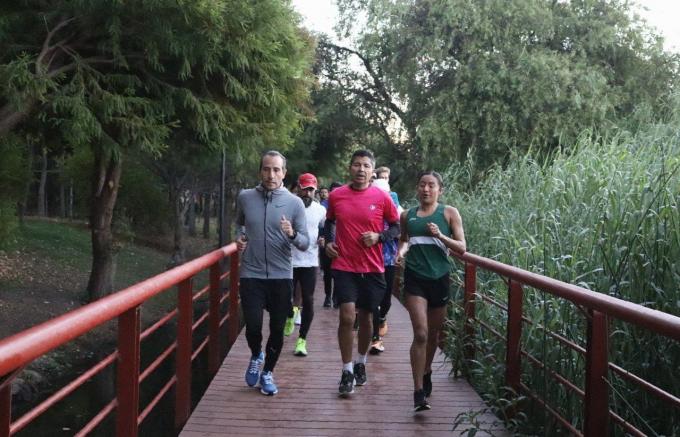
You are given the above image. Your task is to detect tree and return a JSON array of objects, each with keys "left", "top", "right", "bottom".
[
  {"left": 0, "top": 134, "right": 30, "bottom": 245},
  {"left": 324, "top": 0, "right": 679, "bottom": 180},
  {"left": 146, "top": 134, "right": 219, "bottom": 265},
  {"left": 1, "top": 0, "right": 313, "bottom": 301}
]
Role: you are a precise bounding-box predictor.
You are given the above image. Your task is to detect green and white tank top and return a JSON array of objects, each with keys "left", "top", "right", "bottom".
[{"left": 405, "top": 203, "right": 451, "bottom": 279}]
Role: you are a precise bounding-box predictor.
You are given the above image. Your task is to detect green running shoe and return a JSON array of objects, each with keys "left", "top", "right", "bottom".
[
  {"left": 284, "top": 316, "right": 295, "bottom": 336},
  {"left": 294, "top": 337, "right": 307, "bottom": 356}
]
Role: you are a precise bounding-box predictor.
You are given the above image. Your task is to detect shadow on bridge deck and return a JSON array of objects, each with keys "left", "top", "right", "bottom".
[{"left": 180, "top": 279, "right": 508, "bottom": 436}]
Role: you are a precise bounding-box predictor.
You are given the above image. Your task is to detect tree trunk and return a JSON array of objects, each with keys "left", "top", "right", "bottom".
[
  {"left": 202, "top": 192, "right": 211, "bottom": 239},
  {"left": 18, "top": 145, "right": 35, "bottom": 224},
  {"left": 59, "top": 172, "right": 66, "bottom": 218},
  {"left": 224, "top": 184, "right": 236, "bottom": 243},
  {"left": 187, "top": 192, "right": 196, "bottom": 237},
  {"left": 68, "top": 180, "right": 74, "bottom": 219},
  {"left": 0, "top": 101, "right": 35, "bottom": 138},
  {"left": 37, "top": 148, "right": 48, "bottom": 216},
  {"left": 170, "top": 188, "right": 188, "bottom": 267},
  {"left": 86, "top": 150, "right": 123, "bottom": 302}
]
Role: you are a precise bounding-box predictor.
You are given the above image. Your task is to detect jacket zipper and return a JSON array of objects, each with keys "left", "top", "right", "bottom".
[{"left": 263, "top": 190, "right": 269, "bottom": 278}]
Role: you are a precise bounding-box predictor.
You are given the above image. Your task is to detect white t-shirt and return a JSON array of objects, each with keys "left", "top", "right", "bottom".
[{"left": 292, "top": 201, "right": 326, "bottom": 267}]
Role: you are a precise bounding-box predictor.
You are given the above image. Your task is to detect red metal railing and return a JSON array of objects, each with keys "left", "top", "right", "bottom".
[
  {"left": 455, "top": 251, "right": 680, "bottom": 436},
  {"left": 0, "top": 243, "right": 240, "bottom": 437}
]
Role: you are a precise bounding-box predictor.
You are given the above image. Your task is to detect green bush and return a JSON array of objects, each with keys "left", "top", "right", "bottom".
[
  {"left": 0, "top": 200, "right": 18, "bottom": 248},
  {"left": 441, "top": 117, "right": 680, "bottom": 435},
  {"left": 0, "top": 137, "right": 29, "bottom": 247}
]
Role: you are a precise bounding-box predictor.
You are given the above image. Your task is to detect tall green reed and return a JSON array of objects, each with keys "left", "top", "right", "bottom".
[{"left": 441, "top": 121, "right": 680, "bottom": 435}]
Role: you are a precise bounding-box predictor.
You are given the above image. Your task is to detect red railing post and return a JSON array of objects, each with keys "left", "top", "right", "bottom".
[
  {"left": 175, "top": 278, "right": 193, "bottom": 430},
  {"left": 464, "top": 262, "right": 477, "bottom": 361},
  {"left": 208, "top": 263, "right": 222, "bottom": 374},
  {"left": 505, "top": 279, "right": 523, "bottom": 393},
  {"left": 116, "top": 307, "right": 141, "bottom": 437},
  {"left": 0, "top": 382, "right": 10, "bottom": 437},
  {"left": 584, "top": 310, "right": 609, "bottom": 436},
  {"left": 227, "top": 252, "right": 240, "bottom": 346}
]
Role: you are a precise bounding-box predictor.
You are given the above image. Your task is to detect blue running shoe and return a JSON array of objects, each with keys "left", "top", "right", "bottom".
[
  {"left": 260, "top": 371, "right": 278, "bottom": 396},
  {"left": 245, "top": 352, "right": 264, "bottom": 387}
]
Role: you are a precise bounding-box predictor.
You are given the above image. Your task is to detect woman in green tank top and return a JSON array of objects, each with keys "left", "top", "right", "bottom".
[{"left": 396, "top": 171, "right": 466, "bottom": 412}]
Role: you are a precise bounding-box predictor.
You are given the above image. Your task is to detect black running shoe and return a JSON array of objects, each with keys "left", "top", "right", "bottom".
[
  {"left": 323, "top": 296, "right": 332, "bottom": 308},
  {"left": 353, "top": 362, "right": 367, "bottom": 386},
  {"left": 414, "top": 389, "right": 431, "bottom": 412},
  {"left": 339, "top": 370, "right": 355, "bottom": 397},
  {"left": 423, "top": 371, "right": 433, "bottom": 397}
]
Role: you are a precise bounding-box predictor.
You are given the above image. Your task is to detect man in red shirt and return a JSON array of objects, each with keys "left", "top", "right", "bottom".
[{"left": 324, "top": 150, "right": 400, "bottom": 397}]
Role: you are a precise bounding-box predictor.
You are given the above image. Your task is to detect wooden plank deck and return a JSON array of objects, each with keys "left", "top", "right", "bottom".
[{"left": 180, "top": 277, "right": 508, "bottom": 436}]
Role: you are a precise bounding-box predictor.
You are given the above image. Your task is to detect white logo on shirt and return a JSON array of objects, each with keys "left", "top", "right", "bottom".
[{"left": 369, "top": 204, "right": 376, "bottom": 210}]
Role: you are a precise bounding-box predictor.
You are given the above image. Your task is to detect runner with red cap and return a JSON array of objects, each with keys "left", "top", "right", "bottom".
[{"left": 284, "top": 172, "right": 327, "bottom": 356}]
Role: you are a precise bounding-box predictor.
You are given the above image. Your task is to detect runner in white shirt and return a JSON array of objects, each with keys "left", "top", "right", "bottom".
[{"left": 285, "top": 173, "right": 326, "bottom": 356}]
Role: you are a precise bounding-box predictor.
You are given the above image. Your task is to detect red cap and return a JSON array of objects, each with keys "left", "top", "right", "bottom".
[{"left": 298, "top": 173, "right": 318, "bottom": 189}]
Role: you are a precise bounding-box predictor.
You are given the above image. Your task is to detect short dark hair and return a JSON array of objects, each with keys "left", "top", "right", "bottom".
[
  {"left": 350, "top": 149, "right": 375, "bottom": 167},
  {"left": 329, "top": 181, "right": 343, "bottom": 191},
  {"left": 417, "top": 170, "right": 444, "bottom": 188},
  {"left": 260, "top": 150, "right": 287, "bottom": 170}
]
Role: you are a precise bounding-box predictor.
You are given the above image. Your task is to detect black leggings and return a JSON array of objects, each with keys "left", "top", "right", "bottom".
[
  {"left": 373, "top": 265, "right": 396, "bottom": 337},
  {"left": 240, "top": 278, "right": 293, "bottom": 372},
  {"left": 293, "top": 267, "right": 317, "bottom": 339},
  {"left": 320, "top": 250, "right": 335, "bottom": 302}
]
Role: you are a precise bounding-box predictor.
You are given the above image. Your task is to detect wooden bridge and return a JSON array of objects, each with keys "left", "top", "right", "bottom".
[
  {"left": 1, "top": 243, "right": 679, "bottom": 436},
  {"left": 180, "top": 288, "right": 507, "bottom": 436}
]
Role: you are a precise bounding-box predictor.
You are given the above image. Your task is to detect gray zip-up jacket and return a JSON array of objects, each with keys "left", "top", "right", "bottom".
[{"left": 236, "top": 184, "right": 309, "bottom": 279}]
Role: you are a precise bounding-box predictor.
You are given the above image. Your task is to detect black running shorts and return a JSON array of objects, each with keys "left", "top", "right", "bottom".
[
  {"left": 403, "top": 268, "right": 450, "bottom": 308},
  {"left": 332, "top": 270, "right": 385, "bottom": 311}
]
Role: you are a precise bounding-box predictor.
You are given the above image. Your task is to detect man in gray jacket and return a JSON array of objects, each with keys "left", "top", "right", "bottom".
[{"left": 235, "top": 150, "right": 309, "bottom": 395}]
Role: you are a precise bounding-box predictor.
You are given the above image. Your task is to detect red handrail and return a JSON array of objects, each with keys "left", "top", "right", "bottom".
[
  {"left": 0, "top": 243, "right": 240, "bottom": 437},
  {"left": 454, "top": 251, "right": 680, "bottom": 436}
]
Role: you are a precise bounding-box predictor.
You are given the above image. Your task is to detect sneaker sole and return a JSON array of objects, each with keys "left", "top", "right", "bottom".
[
  {"left": 294, "top": 352, "right": 307, "bottom": 356},
  {"left": 414, "top": 404, "right": 431, "bottom": 412},
  {"left": 261, "top": 389, "right": 278, "bottom": 396},
  {"left": 338, "top": 389, "right": 354, "bottom": 398},
  {"left": 354, "top": 380, "right": 366, "bottom": 386}
]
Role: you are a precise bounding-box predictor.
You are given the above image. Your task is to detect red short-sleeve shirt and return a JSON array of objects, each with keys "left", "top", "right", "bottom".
[{"left": 326, "top": 184, "right": 399, "bottom": 273}]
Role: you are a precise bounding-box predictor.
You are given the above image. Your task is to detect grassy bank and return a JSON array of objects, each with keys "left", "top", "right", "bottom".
[
  {"left": 1, "top": 219, "right": 221, "bottom": 436},
  {"left": 0, "top": 219, "right": 172, "bottom": 338}
]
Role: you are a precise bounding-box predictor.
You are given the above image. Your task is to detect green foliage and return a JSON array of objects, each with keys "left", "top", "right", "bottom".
[
  {"left": 0, "top": 199, "right": 18, "bottom": 247},
  {"left": 116, "top": 156, "right": 172, "bottom": 234},
  {"left": 0, "top": 135, "right": 29, "bottom": 246},
  {"left": 288, "top": 83, "right": 384, "bottom": 182},
  {"left": 2, "top": 0, "right": 314, "bottom": 148},
  {"left": 440, "top": 111, "right": 680, "bottom": 434},
  {"left": 0, "top": 135, "right": 27, "bottom": 198},
  {"left": 329, "top": 0, "right": 680, "bottom": 181},
  {"left": 1, "top": 0, "right": 314, "bottom": 288}
]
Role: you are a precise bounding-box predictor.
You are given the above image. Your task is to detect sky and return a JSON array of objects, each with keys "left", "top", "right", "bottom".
[{"left": 291, "top": 0, "right": 680, "bottom": 52}]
